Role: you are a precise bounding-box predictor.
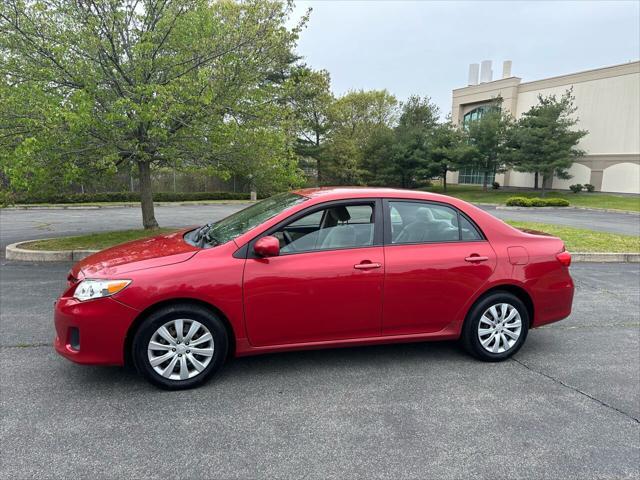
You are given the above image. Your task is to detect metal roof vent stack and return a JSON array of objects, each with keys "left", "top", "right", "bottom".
[
  {"left": 468, "top": 63, "right": 479, "bottom": 86},
  {"left": 502, "top": 60, "right": 513, "bottom": 78},
  {"left": 480, "top": 60, "right": 493, "bottom": 83}
]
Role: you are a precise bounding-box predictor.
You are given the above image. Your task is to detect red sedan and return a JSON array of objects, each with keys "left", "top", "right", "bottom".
[{"left": 54, "top": 188, "right": 574, "bottom": 389}]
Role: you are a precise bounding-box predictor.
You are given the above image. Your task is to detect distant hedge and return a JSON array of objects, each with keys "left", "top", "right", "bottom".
[
  {"left": 7, "top": 191, "right": 252, "bottom": 205},
  {"left": 505, "top": 197, "right": 570, "bottom": 207}
]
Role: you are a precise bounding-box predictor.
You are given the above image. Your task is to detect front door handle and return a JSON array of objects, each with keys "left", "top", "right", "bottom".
[
  {"left": 354, "top": 262, "right": 382, "bottom": 270},
  {"left": 465, "top": 255, "right": 489, "bottom": 263}
]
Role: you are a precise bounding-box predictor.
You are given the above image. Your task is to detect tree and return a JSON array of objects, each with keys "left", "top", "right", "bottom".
[
  {"left": 464, "top": 99, "right": 513, "bottom": 191},
  {"left": 506, "top": 89, "right": 587, "bottom": 196},
  {"left": 1, "top": 0, "right": 305, "bottom": 228},
  {"left": 386, "top": 96, "right": 439, "bottom": 188},
  {"left": 423, "top": 121, "right": 474, "bottom": 192},
  {"left": 287, "top": 66, "right": 333, "bottom": 184},
  {"left": 323, "top": 89, "right": 398, "bottom": 185}
]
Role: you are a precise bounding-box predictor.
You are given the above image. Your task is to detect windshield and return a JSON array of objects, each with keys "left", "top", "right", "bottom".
[{"left": 190, "top": 192, "right": 307, "bottom": 247}]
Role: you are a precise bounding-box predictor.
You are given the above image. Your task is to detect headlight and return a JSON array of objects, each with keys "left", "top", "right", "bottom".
[{"left": 73, "top": 279, "right": 131, "bottom": 301}]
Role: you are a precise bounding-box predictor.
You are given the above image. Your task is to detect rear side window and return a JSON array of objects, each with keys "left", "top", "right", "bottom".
[
  {"left": 460, "top": 215, "right": 483, "bottom": 241},
  {"left": 388, "top": 201, "right": 483, "bottom": 244}
]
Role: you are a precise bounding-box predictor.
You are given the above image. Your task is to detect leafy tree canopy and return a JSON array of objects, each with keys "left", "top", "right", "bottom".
[
  {"left": 322, "top": 89, "right": 398, "bottom": 185},
  {"left": 1, "top": 0, "right": 307, "bottom": 227}
]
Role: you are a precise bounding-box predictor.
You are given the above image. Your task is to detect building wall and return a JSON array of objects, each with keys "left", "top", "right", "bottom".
[
  {"left": 515, "top": 68, "right": 639, "bottom": 155},
  {"left": 508, "top": 171, "right": 537, "bottom": 188},
  {"left": 601, "top": 163, "right": 640, "bottom": 193},
  {"left": 450, "top": 61, "right": 640, "bottom": 194},
  {"left": 552, "top": 163, "right": 591, "bottom": 190}
]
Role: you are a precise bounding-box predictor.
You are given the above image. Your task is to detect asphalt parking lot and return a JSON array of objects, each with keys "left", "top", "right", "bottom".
[
  {"left": 1, "top": 204, "right": 639, "bottom": 478},
  {"left": 1, "top": 260, "right": 639, "bottom": 479}
]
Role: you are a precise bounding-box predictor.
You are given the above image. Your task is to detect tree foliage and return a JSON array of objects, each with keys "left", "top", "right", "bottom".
[
  {"left": 385, "top": 96, "right": 439, "bottom": 189},
  {"left": 464, "top": 98, "right": 513, "bottom": 191},
  {"left": 287, "top": 66, "right": 333, "bottom": 183},
  {"left": 322, "top": 89, "right": 398, "bottom": 185},
  {"left": 505, "top": 89, "right": 587, "bottom": 195},
  {"left": 424, "top": 121, "right": 474, "bottom": 192},
  {"left": 0, "top": 2, "right": 592, "bottom": 216},
  {"left": 1, "top": 0, "right": 306, "bottom": 227}
]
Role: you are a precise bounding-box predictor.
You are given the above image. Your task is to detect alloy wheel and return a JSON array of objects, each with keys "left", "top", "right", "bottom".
[
  {"left": 147, "top": 319, "right": 214, "bottom": 380},
  {"left": 477, "top": 303, "right": 522, "bottom": 354}
]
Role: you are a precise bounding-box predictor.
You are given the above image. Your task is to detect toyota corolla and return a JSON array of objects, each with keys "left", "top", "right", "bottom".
[{"left": 54, "top": 188, "right": 574, "bottom": 389}]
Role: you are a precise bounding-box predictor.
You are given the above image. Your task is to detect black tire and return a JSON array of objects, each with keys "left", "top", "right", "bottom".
[
  {"left": 461, "top": 291, "right": 529, "bottom": 362},
  {"left": 132, "top": 303, "right": 228, "bottom": 390}
]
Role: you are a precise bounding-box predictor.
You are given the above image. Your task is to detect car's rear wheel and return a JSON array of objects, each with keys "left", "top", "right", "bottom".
[
  {"left": 461, "top": 291, "right": 529, "bottom": 361},
  {"left": 132, "top": 304, "right": 228, "bottom": 390}
]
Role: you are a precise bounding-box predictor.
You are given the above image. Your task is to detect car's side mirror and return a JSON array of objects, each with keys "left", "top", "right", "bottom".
[{"left": 254, "top": 236, "right": 280, "bottom": 257}]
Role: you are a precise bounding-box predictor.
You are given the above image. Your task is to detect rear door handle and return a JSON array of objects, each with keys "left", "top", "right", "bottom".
[
  {"left": 465, "top": 255, "right": 489, "bottom": 263},
  {"left": 354, "top": 262, "right": 382, "bottom": 270}
]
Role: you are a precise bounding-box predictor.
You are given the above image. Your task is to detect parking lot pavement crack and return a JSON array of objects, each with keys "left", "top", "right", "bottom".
[
  {"left": 538, "top": 322, "right": 640, "bottom": 330},
  {"left": 2, "top": 342, "right": 51, "bottom": 349},
  {"left": 511, "top": 357, "right": 640, "bottom": 424}
]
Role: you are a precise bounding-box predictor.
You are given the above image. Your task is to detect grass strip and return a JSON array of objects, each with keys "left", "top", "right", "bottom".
[{"left": 506, "top": 221, "right": 639, "bottom": 253}]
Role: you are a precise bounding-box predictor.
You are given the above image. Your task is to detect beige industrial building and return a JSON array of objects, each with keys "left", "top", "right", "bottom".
[{"left": 448, "top": 60, "right": 640, "bottom": 194}]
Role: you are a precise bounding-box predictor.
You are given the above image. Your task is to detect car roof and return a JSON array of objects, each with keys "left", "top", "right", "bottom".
[{"left": 292, "top": 186, "right": 455, "bottom": 203}]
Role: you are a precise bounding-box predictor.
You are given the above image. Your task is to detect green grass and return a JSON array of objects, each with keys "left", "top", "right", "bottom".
[
  {"left": 506, "top": 221, "right": 640, "bottom": 253},
  {"left": 20, "top": 228, "right": 178, "bottom": 251},
  {"left": 425, "top": 184, "right": 640, "bottom": 212}
]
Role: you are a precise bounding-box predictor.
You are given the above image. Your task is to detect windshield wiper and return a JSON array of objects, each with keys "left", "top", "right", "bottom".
[
  {"left": 203, "top": 229, "right": 220, "bottom": 246},
  {"left": 190, "top": 223, "right": 219, "bottom": 247},
  {"left": 192, "top": 223, "right": 211, "bottom": 243}
]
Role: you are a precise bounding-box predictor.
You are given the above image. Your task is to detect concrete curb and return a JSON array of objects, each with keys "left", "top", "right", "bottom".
[
  {"left": 495, "top": 205, "right": 640, "bottom": 215},
  {"left": 6, "top": 241, "right": 98, "bottom": 262},
  {"left": 2, "top": 201, "right": 253, "bottom": 210},
  {"left": 571, "top": 252, "right": 640, "bottom": 263},
  {"left": 5, "top": 240, "right": 640, "bottom": 263}
]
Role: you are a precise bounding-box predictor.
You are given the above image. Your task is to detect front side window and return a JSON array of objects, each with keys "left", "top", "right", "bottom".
[
  {"left": 388, "top": 201, "right": 483, "bottom": 244},
  {"left": 273, "top": 203, "right": 375, "bottom": 254}
]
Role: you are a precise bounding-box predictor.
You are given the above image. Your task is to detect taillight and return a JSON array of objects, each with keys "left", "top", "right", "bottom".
[{"left": 556, "top": 250, "right": 572, "bottom": 267}]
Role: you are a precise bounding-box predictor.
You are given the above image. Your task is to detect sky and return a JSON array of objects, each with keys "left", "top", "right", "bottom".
[{"left": 289, "top": 0, "right": 640, "bottom": 117}]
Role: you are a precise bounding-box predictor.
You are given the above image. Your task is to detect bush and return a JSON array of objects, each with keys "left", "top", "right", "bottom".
[
  {"left": 505, "top": 197, "right": 533, "bottom": 207},
  {"left": 584, "top": 183, "right": 595, "bottom": 192},
  {"left": 492, "top": 181, "right": 500, "bottom": 190},
  {"left": 0, "top": 190, "right": 15, "bottom": 207},
  {"left": 506, "top": 196, "right": 570, "bottom": 207},
  {"left": 544, "top": 198, "right": 570, "bottom": 206},
  {"left": 10, "top": 191, "right": 252, "bottom": 205},
  {"left": 569, "top": 184, "right": 583, "bottom": 193}
]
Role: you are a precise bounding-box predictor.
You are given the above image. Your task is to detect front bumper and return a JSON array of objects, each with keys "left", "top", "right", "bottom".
[{"left": 54, "top": 295, "right": 140, "bottom": 366}]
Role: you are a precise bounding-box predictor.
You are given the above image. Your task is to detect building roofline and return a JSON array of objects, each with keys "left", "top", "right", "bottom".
[{"left": 453, "top": 60, "right": 639, "bottom": 94}]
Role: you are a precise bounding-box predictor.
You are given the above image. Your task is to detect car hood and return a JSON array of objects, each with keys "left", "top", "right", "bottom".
[{"left": 71, "top": 228, "right": 199, "bottom": 278}]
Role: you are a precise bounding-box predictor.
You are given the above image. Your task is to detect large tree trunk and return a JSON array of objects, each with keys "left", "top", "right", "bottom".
[
  {"left": 442, "top": 168, "right": 448, "bottom": 192},
  {"left": 534, "top": 171, "right": 539, "bottom": 190},
  {"left": 137, "top": 160, "right": 159, "bottom": 229},
  {"left": 541, "top": 173, "right": 554, "bottom": 198}
]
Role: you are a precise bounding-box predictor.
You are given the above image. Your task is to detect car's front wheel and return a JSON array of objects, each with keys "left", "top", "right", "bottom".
[
  {"left": 461, "top": 291, "right": 529, "bottom": 361},
  {"left": 132, "top": 304, "right": 228, "bottom": 390}
]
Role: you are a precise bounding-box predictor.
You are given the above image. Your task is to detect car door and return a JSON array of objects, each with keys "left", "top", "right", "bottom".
[
  {"left": 243, "top": 199, "right": 385, "bottom": 347},
  {"left": 382, "top": 199, "right": 497, "bottom": 335}
]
